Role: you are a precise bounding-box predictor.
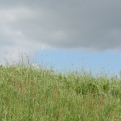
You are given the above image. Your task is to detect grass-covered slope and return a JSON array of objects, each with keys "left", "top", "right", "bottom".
[{"left": 0, "top": 64, "right": 121, "bottom": 121}]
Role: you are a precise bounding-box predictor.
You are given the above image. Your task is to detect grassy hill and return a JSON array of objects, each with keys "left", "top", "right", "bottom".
[{"left": 0, "top": 60, "right": 121, "bottom": 121}]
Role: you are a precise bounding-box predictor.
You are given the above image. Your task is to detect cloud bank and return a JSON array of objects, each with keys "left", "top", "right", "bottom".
[{"left": 0, "top": 0, "right": 121, "bottom": 63}]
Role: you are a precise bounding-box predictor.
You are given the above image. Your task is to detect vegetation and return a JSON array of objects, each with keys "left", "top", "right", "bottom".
[{"left": 0, "top": 57, "right": 121, "bottom": 121}]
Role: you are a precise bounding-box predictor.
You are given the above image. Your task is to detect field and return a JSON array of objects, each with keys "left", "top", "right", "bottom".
[{"left": 0, "top": 58, "right": 121, "bottom": 121}]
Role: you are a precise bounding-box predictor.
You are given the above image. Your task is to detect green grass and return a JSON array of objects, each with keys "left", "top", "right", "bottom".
[{"left": 0, "top": 59, "right": 121, "bottom": 121}]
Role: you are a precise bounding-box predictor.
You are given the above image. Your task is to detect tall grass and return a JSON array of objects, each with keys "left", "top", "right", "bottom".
[{"left": 0, "top": 56, "right": 121, "bottom": 121}]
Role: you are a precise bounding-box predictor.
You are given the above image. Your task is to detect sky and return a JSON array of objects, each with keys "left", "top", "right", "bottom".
[{"left": 0, "top": 0, "right": 121, "bottom": 77}]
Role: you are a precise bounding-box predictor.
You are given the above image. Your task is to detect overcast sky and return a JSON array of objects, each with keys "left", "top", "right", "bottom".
[{"left": 0, "top": 0, "right": 121, "bottom": 76}]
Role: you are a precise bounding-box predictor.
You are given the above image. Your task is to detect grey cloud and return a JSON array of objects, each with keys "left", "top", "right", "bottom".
[{"left": 0, "top": 0, "right": 121, "bottom": 52}]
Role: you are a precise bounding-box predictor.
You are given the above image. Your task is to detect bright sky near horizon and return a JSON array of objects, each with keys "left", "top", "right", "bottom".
[{"left": 0, "top": 0, "right": 121, "bottom": 77}]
